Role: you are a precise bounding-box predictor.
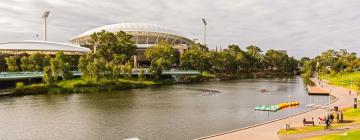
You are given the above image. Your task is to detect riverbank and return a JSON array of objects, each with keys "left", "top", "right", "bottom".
[
  {"left": 1, "top": 78, "right": 159, "bottom": 98},
  {"left": 320, "top": 71, "right": 360, "bottom": 91},
  {"left": 214, "top": 71, "right": 297, "bottom": 80},
  {"left": 196, "top": 78, "right": 357, "bottom": 140},
  {"left": 1, "top": 71, "right": 297, "bottom": 98}
]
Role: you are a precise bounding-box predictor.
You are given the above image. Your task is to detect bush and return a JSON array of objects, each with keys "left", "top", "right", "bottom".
[
  {"left": 16, "top": 82, "right": 25, "bottom": 89},
  {"left": 303, "top": 77, "right": 315, "bottom": 86}
]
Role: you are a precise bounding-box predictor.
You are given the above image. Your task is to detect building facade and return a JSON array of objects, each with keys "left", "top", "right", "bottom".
[{"left": 70, "top": 23, "right": 194, "bottom": 67}]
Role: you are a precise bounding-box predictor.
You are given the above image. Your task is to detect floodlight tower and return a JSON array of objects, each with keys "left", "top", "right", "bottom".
[
  {"left": 202, "top": 18, "right": 207, "bottom": 46},
  {"left": 42, "top": 11, "right": 50, "bottom": 41}
]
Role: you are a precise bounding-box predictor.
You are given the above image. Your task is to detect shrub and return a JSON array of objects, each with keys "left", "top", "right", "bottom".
[
  {"left": 303, "top": 77, "right": 315, "bottom": 86},
  {"left": 16, "top": 82, "right": 25, "bottom": 89}
]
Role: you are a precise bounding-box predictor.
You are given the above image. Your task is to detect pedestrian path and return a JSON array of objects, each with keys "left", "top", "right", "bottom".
[{"left": 196, "top": 78, "right": 358, "bottom": 140}]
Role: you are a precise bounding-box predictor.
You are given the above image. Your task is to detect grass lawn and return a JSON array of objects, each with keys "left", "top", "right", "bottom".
[
  {"left": 278, "top": 108, "right": 360, "bottom": 135},
  {"left": 302, "top": 129, "right": 360, "bottom": 140},
  {"left": 320, "top": 71, "right": 360, "bottom": 91},
  {"left": 278, "top": 125, "right": 329, "bottom": 135},
  {"left": 277, "top": 123, "right": 348, "bottom": 135}
]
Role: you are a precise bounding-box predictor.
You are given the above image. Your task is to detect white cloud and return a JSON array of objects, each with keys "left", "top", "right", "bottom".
[{"left": 0, "top": 0, "right": 360, "bottom": 58}]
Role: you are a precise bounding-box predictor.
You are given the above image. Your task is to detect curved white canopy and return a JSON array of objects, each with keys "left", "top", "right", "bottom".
[
  {"left": 0, "top": 41, "right": 90, "bottom": 53},
  {"left": 73, "top": 23, "right": 189, "bottom": 40}
]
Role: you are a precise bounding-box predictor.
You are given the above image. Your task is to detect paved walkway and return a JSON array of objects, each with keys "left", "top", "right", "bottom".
[{"left": 196, "top": 78, "right": 358, "bottom": 140}]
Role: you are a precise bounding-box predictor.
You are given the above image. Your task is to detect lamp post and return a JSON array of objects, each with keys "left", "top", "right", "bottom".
[
  {"left": 202, "top": 18, "right": 207, "bottom": 46},
  {"left": 42, "top": 10, "right": 50, "bottom": 41}
]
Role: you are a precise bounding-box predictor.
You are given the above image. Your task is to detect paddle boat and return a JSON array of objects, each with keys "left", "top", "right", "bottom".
[{"left": 254, "top": 101, "right": 300, "bottom": 112}]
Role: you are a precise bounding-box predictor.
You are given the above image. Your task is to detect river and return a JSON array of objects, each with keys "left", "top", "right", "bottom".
[{"left": 0, "top": 77, "right": 332, "bottom": 140}]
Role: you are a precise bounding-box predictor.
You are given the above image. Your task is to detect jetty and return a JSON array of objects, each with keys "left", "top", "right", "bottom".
[{"left": 307, "top": 86, "right": 329, "bottom": 95}]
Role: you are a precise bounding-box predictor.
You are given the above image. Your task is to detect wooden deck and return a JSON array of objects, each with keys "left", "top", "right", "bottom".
[{"left": 307, "top": 86, "right": 329, "bottom": 95}]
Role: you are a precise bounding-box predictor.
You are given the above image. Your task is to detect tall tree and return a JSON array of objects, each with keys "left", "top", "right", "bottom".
[
  {"left": 245, "top": 45, "right": 263, "bottom": 71},
  {"left": 0, "top": 53, "right": 7, "bottom": 72},
  {"left": 20, "top": 56, "right": 34, "bottom": 71},
  {"left": 89, "top": 30, "right": 136, "bottom": 63},
  {"left": 145, "top": 41, "right": 176, "bottom": 80},
  {"left": 122, "top": 62, "right": 132, "bottom": 79},
  {"left": 29, "top": 53, "right": 45, "bottom": 71},
  {"left": 61, "top": 63, "right": 73, "bottom": 81},
  {"left": 181, "top": 43, "right": 210, "bottom": 75},
  {"left": 43, "top": 66, "right": 53, "bottom": 84}
]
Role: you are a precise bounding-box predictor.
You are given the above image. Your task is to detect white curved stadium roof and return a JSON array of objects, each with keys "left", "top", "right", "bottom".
[
  {"left": 73, "top": 23, "right": 189, "bottom": 39},
  {"left": 0, "top": 41, "right": 90, "bottom": 53}
]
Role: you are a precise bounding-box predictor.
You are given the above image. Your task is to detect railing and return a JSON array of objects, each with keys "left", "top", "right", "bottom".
[{"left": 0, "top": 70, "right": 200, "bottom": 80}]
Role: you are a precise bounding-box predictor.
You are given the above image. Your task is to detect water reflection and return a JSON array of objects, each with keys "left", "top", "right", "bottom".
[{"left": 0, "top": 77, "right": 331, "bottom": 139}]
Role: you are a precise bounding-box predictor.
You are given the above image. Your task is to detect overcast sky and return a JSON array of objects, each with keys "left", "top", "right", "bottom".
[{"left": 1, "top": 0, "right": 360, "bottom": 58}]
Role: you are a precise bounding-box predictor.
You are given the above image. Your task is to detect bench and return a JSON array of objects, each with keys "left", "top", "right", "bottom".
[{"left": 303, "top": 119, "right": 315, "bottom": 126}]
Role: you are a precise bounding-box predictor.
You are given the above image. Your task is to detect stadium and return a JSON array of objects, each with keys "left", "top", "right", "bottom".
[
  {"left": 70, "top": 23, "right": 195, "bottom": 67},
  {"left": 0, "top": 41, "right": 91, "bottom": 55}
]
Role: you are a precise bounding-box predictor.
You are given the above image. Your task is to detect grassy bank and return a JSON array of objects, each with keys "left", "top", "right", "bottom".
[
  {"left": 320, "top": 71, "right": 360, "bottom": 91},
  {"left": 13, "top": 78, "right": 161, "bottom": 95},
  {"left": 9, "top": 71, "right": 294, "bottom": 96},
  {"left": 302, "top": 129, "right": 360, "bottom": 140}
]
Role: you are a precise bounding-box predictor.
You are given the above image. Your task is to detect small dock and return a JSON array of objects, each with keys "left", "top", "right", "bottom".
[{"left": 307, "top": 86, "right": 329, "bottom": 95}]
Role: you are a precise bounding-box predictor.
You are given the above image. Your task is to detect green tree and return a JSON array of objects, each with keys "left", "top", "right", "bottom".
[
  {"left": 122, "top": 62, "right": 132, "bottom": 79},
  {"left": 0, "top": 53, "right": 7, "bottom": 72},
  {"left": 86, "top": 58, "right": 106, "bottom": 82},
  {"left": 302, "top": 60, "right": 315, "bottom": 77},
  {"left": 112, "top": 65, "right": 123, "bottom": 79},
  {"left": 20, "top": 56, "right": 34, "bottom": 71},
  {"left": 138, "top": 69, "right": 145, "bottom": 81},
  {"left": 61, "top": 63, "right": 73, "bottom": 81},
  {"left": 181, "top": 43, "right": 210, "bottom": 75},
  {"left": 16, "top": 82, "right": 25, "bottom": 89},
  {"left": 263, "top": 49, "right": 289, "bottom": 72},
  {"left": 78, "top": 53, "right": 95, "bottom": 77},
  {"left": 150, "top": 58, "right": 172, "bottom": 81},
  {"left": 43, "top": 55, "right": 51, "bottom": 67},
  {"left": 43, "top": 66, "right": 53, "bottom": 84},
  {"left": 50, "top": 58, "right": 61, "bottom": 81},
  {"left": 5, "top": 56, "right": 19, "bottom": 72},
  {"left": 245, "top": 45, "right": 263, "bottom": 72},
  {"left": 89, "top": 30, "right": 136, "bottom": 62},
  {"left": 29, "top": 53, "right": 45, "bottom": 71},
  {"left": 145, "top": 41, "right": 176, "bottom": 63},
  {"left": 145, "top": 41, "right": 176, "bottom": 80},
  {"left": 208, "top": 51, "right": 222, "bottom": 73}
]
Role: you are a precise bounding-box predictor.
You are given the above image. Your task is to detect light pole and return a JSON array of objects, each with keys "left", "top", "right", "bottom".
[
  {"left": 42, "top": 10, "right": 50, "bottom": 41},
  {"left": 202, "top": 18, "right": 207, "bottom": 46}
]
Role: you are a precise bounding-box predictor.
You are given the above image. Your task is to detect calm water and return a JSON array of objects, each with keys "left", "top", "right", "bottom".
[{"left": 0, "top": 77, "right": 332, "bottom": 140}]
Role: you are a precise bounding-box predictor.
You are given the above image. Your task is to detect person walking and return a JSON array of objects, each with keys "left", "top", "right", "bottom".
[
  {"left": 330, "top": 113, "right": 334, "bottom": 123},
  {"left": 340, "top": 111, "right": 344, "bottom": 123},
  {"left": 325, "top": 117, "right": 330, "bottom": 130}
]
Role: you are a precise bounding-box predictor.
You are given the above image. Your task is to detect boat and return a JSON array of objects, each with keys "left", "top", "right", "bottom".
[
  {"left": 254, "top": 101, "right": 300, "bottom": 112},
  {"left": 259, "top": 89, "right": 270, "bottom": 93},
  {"left": 254, "top": 105, "right": 279, "bottom": 112}
]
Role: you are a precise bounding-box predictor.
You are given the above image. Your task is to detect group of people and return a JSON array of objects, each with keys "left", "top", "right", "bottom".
[
  {"left": 318, "top": 110, "right": 344, "bottom": 129},
  {"left": 201, "top": 91, "right": 219, "bottom": 96}
]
